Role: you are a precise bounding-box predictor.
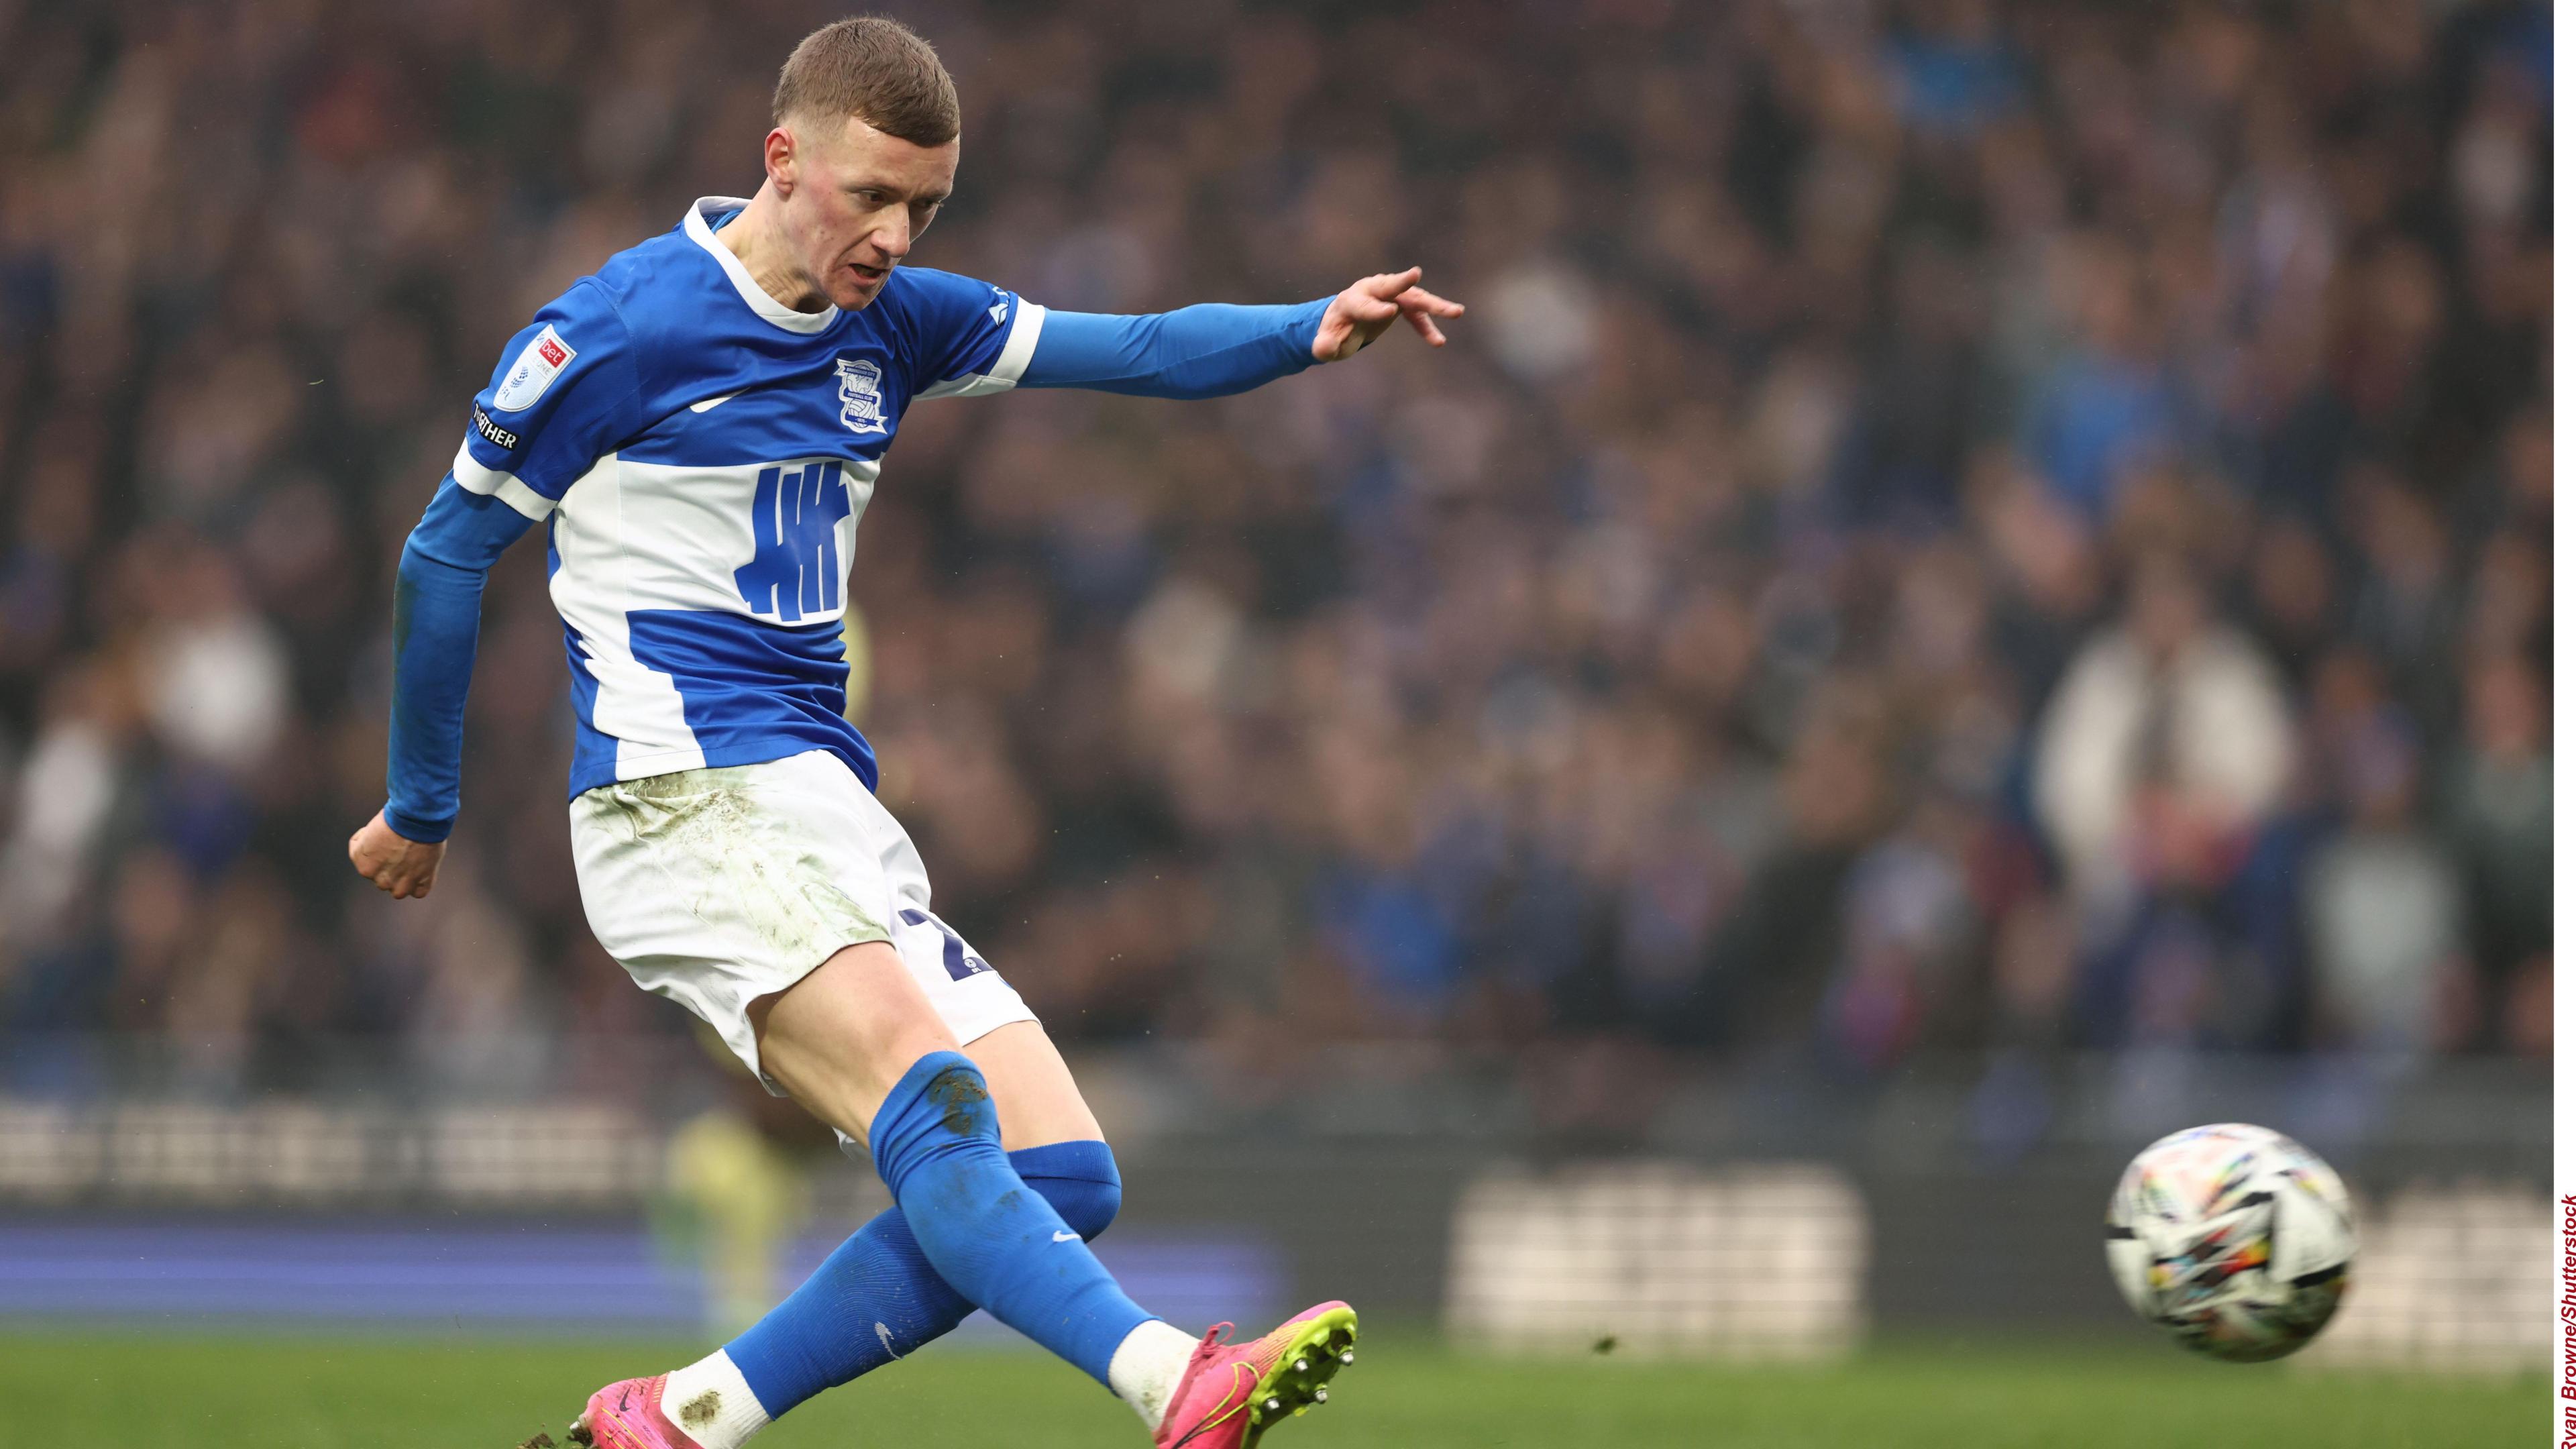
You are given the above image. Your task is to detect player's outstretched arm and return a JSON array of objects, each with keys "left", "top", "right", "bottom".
[
  {"left": 1012, "top": 268, "right": 1461, "bottom": 400},
  {"left": 352, "top": 480, "right": 534, "bottom": 900}
]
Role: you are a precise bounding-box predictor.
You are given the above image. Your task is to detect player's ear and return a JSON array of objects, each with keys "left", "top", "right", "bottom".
[{"left": 764, "top": 124, "right": 799, "bottom": 193}]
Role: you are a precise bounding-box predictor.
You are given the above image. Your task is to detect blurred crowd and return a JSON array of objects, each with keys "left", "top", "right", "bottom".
[{"left": 0, "top": 0, "right": 2552, "bottom": 1107}]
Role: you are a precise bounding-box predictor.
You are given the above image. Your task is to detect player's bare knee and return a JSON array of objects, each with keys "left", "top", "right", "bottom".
[{"left": 968, "top": 1020, "right": 1105, "bottom": 1150}]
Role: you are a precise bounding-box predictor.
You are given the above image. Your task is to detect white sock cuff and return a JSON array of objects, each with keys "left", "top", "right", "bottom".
[
  {"left": 1106, "top": 1320, "right": 1203, "bottom": 1432},
  {"left": 661, "top": 1350, "right": 771, "bottom": 1449}
]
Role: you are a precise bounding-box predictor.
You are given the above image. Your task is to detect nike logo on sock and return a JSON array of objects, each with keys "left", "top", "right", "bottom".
[{"left": 1053, "top": 1230, "right": 1081, "bottom": 1242}]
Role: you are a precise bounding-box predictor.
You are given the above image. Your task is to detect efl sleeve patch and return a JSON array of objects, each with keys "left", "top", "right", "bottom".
[{"left": 492, "top": 323, "right": 578, "bottom": 412}]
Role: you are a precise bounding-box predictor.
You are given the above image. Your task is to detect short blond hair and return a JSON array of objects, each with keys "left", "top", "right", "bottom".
[{"left": 773, "top": 17, "right": 959, "bottom": 146}]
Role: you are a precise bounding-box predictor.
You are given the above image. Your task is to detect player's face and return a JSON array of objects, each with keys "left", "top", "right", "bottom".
[{"left": 780, "top": 115, "right": 959, "bottom": 311}]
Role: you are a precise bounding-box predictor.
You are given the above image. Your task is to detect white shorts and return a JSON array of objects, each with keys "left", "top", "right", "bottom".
[{"left": 568, "top": 749, "right": 1035, "bottom": 1090}]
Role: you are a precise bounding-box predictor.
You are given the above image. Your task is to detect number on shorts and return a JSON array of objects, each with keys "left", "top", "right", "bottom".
[{"left": 898, "top": 908, "right": 993, "bottom": 981}]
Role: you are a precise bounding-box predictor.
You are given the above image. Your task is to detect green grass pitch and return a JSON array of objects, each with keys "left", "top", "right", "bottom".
[{"left": 2, "top": 1330, "right": 2538, "bottom": 1448}]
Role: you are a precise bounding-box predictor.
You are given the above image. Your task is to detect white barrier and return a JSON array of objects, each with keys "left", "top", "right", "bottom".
[
  {"left": 1445, "top": 1161, "right": 1868, "bottom": 1360},
  {"left": 2304, "top": 1181, "right": 2551, "bottom": 1375}
]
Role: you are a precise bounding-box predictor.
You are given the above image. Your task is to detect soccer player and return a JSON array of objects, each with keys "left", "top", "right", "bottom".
[{"left": 345, "top": 16, "right": 1460, "bottom": 1449}]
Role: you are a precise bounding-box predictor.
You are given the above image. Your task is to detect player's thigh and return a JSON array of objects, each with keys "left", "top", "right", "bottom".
[
  {"left": 963, "top": 1019, "right": 1104, "bottom": 1152},
  {"left": 748, "top": 939, "right": 957, "bottom": 1144}
]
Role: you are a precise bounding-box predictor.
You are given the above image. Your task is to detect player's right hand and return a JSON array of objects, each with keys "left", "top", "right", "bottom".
[
  {"left": 349, "top": 810, "right": 447, "bottom": 900},
  {"left": 1311, "top": 266, "right": 1463, "bottom": 361}
]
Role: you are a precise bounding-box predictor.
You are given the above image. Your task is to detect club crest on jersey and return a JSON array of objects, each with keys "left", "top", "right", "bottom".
[
  {"left": 492, "top": 324, "right": 576, "bottom": 412},
  {"left": 835, "top": 356, "right": 888, "bottom": 435}
]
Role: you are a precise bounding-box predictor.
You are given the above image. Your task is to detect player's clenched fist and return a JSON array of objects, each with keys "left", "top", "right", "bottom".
[
  {"left": 348, "top": 809, "right": 447, "bottom": 900},
  {"left": 1311, "top": 266, "right": 1464, "bottom": 362}
]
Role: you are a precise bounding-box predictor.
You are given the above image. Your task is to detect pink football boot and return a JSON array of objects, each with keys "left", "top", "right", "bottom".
[
  {"left": 566, "top": 1374, "right": 698, "bottom": 1449},
  {"left": 1152, "top": 1301, "right": 1359, "bottom": 1449}
]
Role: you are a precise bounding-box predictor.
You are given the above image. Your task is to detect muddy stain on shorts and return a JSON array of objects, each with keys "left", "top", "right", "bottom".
[{"left": 605, "top": 767, "right": 888, "bottom": 961}]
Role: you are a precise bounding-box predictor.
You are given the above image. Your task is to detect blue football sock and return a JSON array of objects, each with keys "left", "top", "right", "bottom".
[
  {"left": 724, "top": 1139, "right": 1122, "bottom": 1417},
  {"left": 871, "top": 1053, "right": 1152, "bottom": 1384},
  {"left": 1007, "top": 1140, "right": 1126, "bottom": 1242}
]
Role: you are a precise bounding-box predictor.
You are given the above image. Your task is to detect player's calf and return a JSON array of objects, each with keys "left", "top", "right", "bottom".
[
  {"left": 867, "top": 1051, "right": 1164, "bottom": 1381},
  {"left": 863, "top": 1049, "right": 1355, "bottom": 1442},
  {"left": 722, "top": 1139, "right": 1125, "bottom": 1421}
]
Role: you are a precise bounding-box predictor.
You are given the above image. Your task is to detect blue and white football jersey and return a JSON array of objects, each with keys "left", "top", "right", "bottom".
[{"left": 450, "top": 197, "right": 1044, "bottom": 798}]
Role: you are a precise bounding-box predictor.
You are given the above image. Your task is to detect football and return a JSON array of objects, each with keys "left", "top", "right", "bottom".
[{"left": 2104, "top": 1123, "right": 2357, "bottom": 1362}]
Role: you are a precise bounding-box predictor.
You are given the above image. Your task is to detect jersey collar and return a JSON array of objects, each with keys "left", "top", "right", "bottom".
[{"left": 684, "top": 197, "right": 841, "bottom": 335}]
